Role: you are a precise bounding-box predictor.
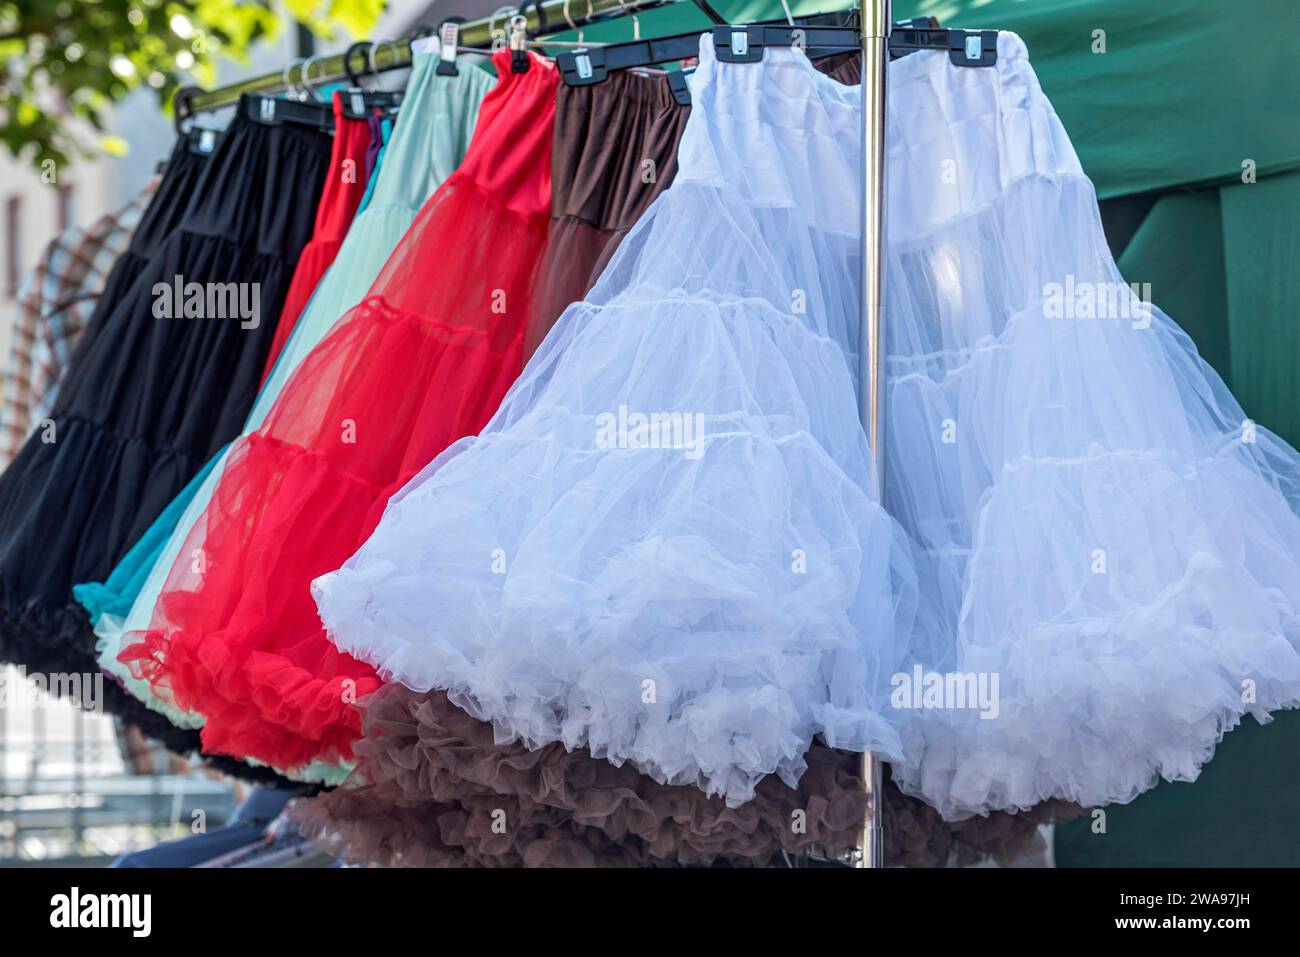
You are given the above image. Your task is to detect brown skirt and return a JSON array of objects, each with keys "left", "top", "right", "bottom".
[{"left": 524, "top": 69, "right": 691, "bottom": 360}]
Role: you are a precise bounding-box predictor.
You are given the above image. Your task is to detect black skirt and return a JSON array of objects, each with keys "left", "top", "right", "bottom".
[{"left": 0, "top": 108, "right": 329, "bottom": 782}]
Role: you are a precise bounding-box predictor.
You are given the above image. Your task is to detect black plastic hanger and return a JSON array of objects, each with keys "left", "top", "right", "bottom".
[
  {"left": 335, "top": 40, "right": 406, "bottom": 120},
  {"left": 557, "top": 15, "right": 999, "bottom": 105},
  {"left": 512, "top": 3, "right": 545, "bottom": 74},
  {"left": 241, "top": 93, "right": 333, "bottom": 132}
]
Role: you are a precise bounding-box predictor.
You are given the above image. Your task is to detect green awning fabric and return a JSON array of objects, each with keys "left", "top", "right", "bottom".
[
  {"left": 1113, "top": 190, "right": 1230, "bottom": 382},
  {"left": 1054, "top": 170, "right": 1300, "bottom": 868},
  {"left": 556, "top": 0, "right": 1300, "bottom": 865},
  {"left": 1221, "top": 170, "right": 1300, "bottom": 444},
  {"left": 1053, "top": 712, "right": 1300, "bottom": 867}
]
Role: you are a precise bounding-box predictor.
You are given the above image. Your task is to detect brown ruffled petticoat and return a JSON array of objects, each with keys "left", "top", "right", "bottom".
[
  {"left": 293, "top": 684, "right": 1082, "bottom": 868},
  {"left": 883, "top": 765, "right": 1082, "bottom": 868},
  {"left": 297, "top": 783, "right": 655, "bottom": 868}
]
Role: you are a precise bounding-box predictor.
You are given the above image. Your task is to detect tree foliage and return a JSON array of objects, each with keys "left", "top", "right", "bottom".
[{"left": 0, "top": 0, "right": 387, "bottom": 169}]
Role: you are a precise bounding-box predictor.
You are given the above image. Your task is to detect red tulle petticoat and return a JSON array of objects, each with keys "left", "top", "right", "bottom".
[
  {"left": 259, "top": 93, "right": 372, "bottom": 384},
  {"left": 120, "top": 52, "right": 559, "bottom": 771}
]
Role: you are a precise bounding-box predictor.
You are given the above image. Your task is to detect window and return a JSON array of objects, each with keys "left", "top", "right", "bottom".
[{"left": 5, "top": 195, "right": 21, "bottom": 299}]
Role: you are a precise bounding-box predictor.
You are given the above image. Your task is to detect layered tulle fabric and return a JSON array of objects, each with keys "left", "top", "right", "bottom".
[
  {"left": 313, "top": 37, "right": 916, "bottom": 807},
  {"left": 872, "top": 34, "right": 1300, "bottom": 818},
  {"left": 87, "top": 49, "right": 494, "bottom": 751},
  {"left": 292, "top": 682, "right": 865, "bottom": 867},
  {"left": 317, "top": 31, "right": 1300, "bottom": 820},
  {"left": 0, "top": 114, "right": 328, "bottom": 689},
  {"left": 293, "top": 682, "right": 1078, "bottom": 867},
  {"left": 119, "top": 51, "right": 558, "bottom": 772},
  {"left": 523, "top": 69, "right": 690, "bottom": 359},
  {"left": 299, "top": 52, "right": 1065, "bottom": 865},
  {"left": 258, "top": 93, "right": 372, "bottom": 384}
]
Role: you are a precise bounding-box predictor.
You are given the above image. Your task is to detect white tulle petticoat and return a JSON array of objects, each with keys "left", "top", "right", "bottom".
[
  {"left": 316, "top": 33, "right": 1300, "bottom": 816},
  {"left": 316, "top": 36, "right": 916, "bottom": 806}
]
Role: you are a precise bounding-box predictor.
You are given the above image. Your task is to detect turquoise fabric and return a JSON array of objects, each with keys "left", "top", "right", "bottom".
[{"left": 79, "top": 51, "right": 495, "bottom": 782}]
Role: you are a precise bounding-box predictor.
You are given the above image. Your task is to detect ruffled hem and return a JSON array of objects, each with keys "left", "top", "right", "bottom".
[
  {"left": 302, "top": 684, "right": 868, "bottom": 865},
  {"left": 891, "top": 442, "right": 1300, "bottom": 817},
  {"left": 119, "top": 621, "right": 376, "bottom": 769},
  {"left": 0, "top": 592, "right": 299, "bottom": 785},
  {"left": 291, "top": 685, "right": 1080, "bottom": 867},
  {"left": 294, "top": 788, "right": 659, "bottom": 868},
  {"left": 313, "top": 285, "right": 912, "bottom": 806}
]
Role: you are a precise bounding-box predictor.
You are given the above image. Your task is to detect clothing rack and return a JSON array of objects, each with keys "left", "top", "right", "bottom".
[
  {"left": 175, "top": 0, "right": 679, "bottom": 122},
  {"left": 171, "top": 0, "right": 1001, "bottom": 872}
]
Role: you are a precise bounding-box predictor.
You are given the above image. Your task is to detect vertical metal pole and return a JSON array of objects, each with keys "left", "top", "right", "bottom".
[{"left": 856, "top": 0, "right": 891, "bottom": 870}]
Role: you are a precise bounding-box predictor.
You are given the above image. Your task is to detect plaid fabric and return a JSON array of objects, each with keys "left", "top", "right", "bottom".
[{"left": 0, "top": 179, "right": 159, "bottom": 466}]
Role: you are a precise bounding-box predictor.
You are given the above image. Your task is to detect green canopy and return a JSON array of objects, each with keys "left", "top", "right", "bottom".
[{"left": 556, "top": 0, "right": 1300, "bottom": 865}]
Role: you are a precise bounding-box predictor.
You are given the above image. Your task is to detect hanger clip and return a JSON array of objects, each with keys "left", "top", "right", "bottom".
[
  {"left": 184, "top": 126, "right": 221, "bottom": 155},
  {"left": 558, "top": 46, "right": 607, "bottom": 86},
  {"left": 666, "top": 69, "right": 693, "bottom": 106},
  {"left": 713, "top": 25, "right": 762, "bottom": 63},
  {"left": 437, "top": 22, "right": 461, "bottom": 75},
  {"left": 509, "top": 14, "right": 531, "bottom": 73},
  {"left": 951, "top": 29, "right": 997, "bottom": 67}
]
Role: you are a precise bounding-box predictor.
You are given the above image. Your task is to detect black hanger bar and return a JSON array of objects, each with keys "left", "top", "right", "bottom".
[
  {"left": 556, "top": 32, "right": 705, "bottom": 85},
  {"left": 711, "top": 24, "right": 860, "bottom": 62},
  {"left": 241, "top": 94, "right": 334, "bottom": 132},
  {"left": 712, "top": 22, "right": 997, "bottom": 67},
  {"left": 556, "top": 13, "right": 864, "bottom": 89},
  {"left": 175, "top": 2, "right": 1001, "bottom": 130},
  {"left": 338, "top": 89, "right": 405, "bottom": 120},
  {"left": 889, "top": 22, "right": 998, "bottom": 66},
  {"left": 558, "top": 14, "right": 999, "bottom": 94}
]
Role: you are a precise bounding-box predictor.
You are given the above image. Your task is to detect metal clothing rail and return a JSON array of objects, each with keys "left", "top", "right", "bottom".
[{"left": 176, "top": 0, "right": 683, "bottom": 119}]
